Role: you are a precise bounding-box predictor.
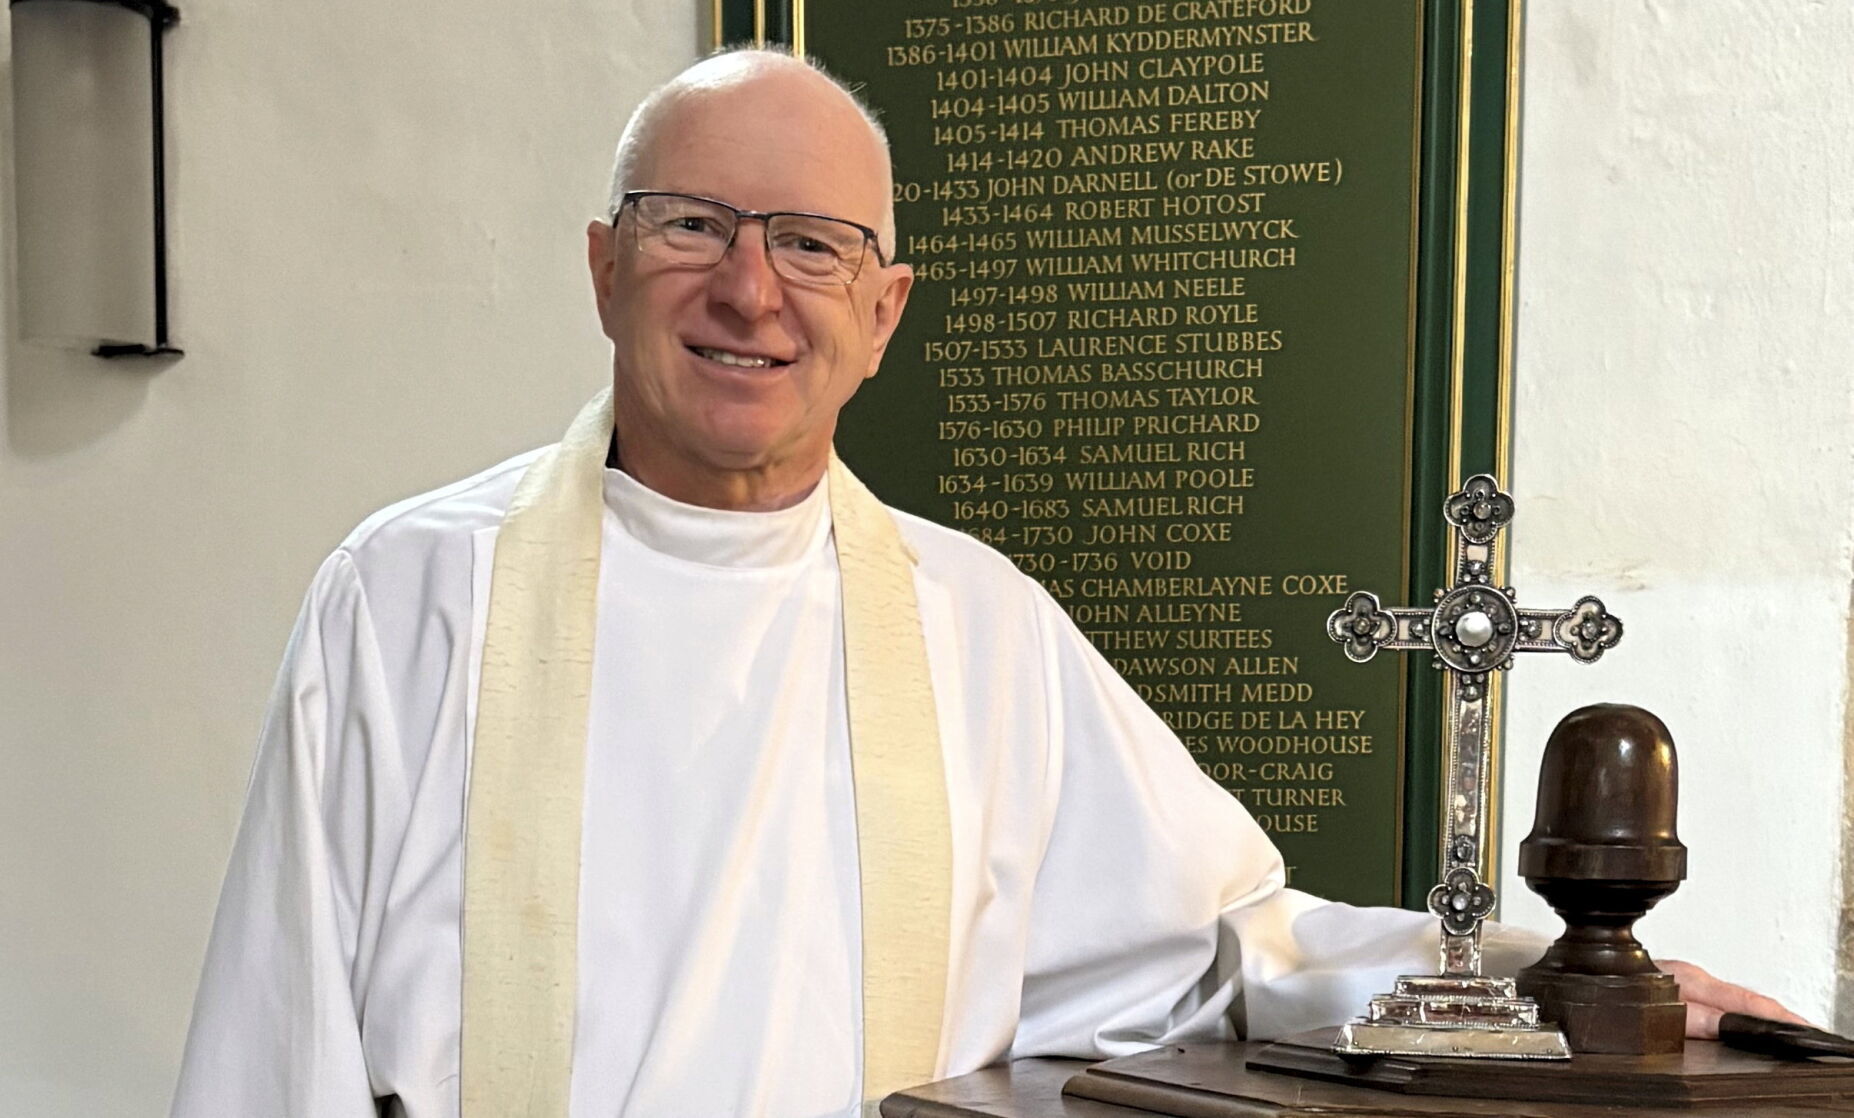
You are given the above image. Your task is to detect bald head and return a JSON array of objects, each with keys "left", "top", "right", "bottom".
[{"left": 607, "top": 50, "right": 897, "bottom": 253}]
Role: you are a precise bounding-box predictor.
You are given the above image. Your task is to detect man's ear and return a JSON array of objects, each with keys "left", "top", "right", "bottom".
[
  {"left": 587, "top": 219, "right": 617, "bottom": 316},
  {"left": 863, "top": 263, "right": 915, "bottom": 378}
]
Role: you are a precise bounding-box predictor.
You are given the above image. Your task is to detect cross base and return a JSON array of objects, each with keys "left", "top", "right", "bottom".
[{"left": 1333, "top": 975, "right": 1571, "bottom": 1060}]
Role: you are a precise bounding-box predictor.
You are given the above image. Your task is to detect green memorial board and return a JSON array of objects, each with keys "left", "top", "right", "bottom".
[{"left": 722, "top": 0, "right": 1523, "bottom": 908}]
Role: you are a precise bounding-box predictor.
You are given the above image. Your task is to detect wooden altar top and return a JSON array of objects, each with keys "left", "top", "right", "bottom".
[{"left": 880, "top": 1042, "right": 1854, "bottom": 1117}]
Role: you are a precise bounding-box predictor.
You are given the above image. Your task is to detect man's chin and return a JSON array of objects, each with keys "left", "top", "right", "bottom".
[
  {"left": 703, "top": 444, "right": 828, "bottom": 480},
  {"left": 678, "top": 426, "right": 825, "bottom": 475}
]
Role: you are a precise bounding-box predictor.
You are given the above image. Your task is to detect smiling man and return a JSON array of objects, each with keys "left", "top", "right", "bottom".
[
  {"left": 590, "top": 59, "right": 912, "bottom": 512},
  {"left": 170, "top": 50, "right": 1794, "bottom": 1118}
]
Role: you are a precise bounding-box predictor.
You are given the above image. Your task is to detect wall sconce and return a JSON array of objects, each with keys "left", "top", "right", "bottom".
[{"left": 9, "top": 0, "right": 182, "bottom": 358}]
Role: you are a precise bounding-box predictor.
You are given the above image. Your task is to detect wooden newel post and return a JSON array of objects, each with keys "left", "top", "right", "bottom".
[{"left": 1516, "top": 704, "right": 1688, "bottom": 1055}]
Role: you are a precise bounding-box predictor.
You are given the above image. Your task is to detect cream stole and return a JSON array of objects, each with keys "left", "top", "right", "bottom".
[{"left": 461, "top": 389, "right": 951, "bottom": 1115}]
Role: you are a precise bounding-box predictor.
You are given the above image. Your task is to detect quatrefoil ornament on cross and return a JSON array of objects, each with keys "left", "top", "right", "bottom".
[{"left": 1429, "top": 867, "right": 1498, "bottom": 938}]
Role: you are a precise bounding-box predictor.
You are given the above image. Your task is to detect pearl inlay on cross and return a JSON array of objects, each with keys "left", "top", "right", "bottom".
[{"left": 1455, "top": 610, "right": 1495, "bottom": 648}]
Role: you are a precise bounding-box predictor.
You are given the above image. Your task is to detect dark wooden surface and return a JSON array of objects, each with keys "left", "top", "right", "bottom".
[
  {"left": 879, "top": 1058, "right": 1126, "bottom": 1118},
  {"left": 1238, "top": 1029, "right": 1854, "bottom": 1106},
  {"left": 885, "top": 1043, "right": 1854, "bottom": 1116}
]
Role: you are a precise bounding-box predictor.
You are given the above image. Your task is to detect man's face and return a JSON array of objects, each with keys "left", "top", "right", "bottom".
[{"left": 588, "top": 76, "right": 913, "bottom": 499}]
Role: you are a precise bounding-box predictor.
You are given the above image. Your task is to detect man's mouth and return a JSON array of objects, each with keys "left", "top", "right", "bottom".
[{"left": 690, "top": 345, "right": 792, "bottom": 369}]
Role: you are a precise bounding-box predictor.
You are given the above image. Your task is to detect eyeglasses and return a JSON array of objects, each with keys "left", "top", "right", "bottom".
[
  {"left": 614, "top": 190, "right": 889, "bottom": 286},
  {"left": 612, "top": 190, "right": 890, "bottom": 287}
]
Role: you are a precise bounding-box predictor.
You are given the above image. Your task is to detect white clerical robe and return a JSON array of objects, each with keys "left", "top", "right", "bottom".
[{"left": 171, "top": 453, "right": 1546, "bottom": 1118}]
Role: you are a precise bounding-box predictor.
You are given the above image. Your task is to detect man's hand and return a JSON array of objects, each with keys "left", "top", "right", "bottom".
[{"left": 1659, "top": 959, "right": 1811, "bottom": 1039}]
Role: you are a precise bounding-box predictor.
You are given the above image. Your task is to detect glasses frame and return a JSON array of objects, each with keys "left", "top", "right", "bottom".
[{"left": 611, "top": 190, "right": 892, "bottom": 287}]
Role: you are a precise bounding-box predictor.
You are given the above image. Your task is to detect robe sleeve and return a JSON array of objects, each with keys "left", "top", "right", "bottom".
[
  {"left": 170, "top": 550, "right": 394, "bottom": 1116},
  {"left": 1010, "top": 591, "right": 1548, "bottom": 1059}
]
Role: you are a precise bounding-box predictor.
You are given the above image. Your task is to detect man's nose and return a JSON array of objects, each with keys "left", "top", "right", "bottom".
[{"left": 707, "top": 223, "right": 784, "bottom": 319}]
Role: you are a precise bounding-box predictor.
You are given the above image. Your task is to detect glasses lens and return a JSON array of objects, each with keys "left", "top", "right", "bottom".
[
  {"left": 767, "top": 214, "right": 869, "bottom": 284},
  {"left": 632, "top": 194, "right": 735, "bottom": 264}
]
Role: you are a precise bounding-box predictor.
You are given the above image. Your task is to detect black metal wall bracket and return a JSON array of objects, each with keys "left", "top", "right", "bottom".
[{"left": 10, "top": 0, "right": 184, "bottom": 358}]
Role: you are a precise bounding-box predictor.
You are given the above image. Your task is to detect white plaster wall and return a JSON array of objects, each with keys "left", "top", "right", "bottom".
[
  {"left": 5, "top": 1, "right": 1853, "bottom": 1114},
  {"left": 0, "top": 3, "right": 701, "bottom": 1113},
  {"left": 1499, "top": 0, "right": 1854, "bottom": 1027}
]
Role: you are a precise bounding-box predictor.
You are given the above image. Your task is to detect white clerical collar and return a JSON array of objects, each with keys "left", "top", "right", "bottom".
[{"left": 602, "top": 465, "right": 831, "bottom": 569}]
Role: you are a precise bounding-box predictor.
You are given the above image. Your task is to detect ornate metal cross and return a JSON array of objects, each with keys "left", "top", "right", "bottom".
[{"left": 1322, "top": 475, "right": 1622, "bottom": 1058}]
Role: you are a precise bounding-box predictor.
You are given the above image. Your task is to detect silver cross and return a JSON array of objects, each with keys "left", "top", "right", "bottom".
[{"left": 1326, "top": 475, "right": 1622, "bottom": 976}]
